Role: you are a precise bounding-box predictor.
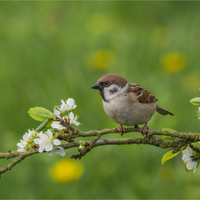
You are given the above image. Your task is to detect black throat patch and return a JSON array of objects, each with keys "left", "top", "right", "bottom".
[{"left": 99, "top": 89, "right": 109, "bottom": 102}]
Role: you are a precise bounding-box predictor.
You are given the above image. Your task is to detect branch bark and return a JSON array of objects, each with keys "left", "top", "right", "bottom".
[{"left": 0, "top": 127, "right": 199, "bottom": 177}]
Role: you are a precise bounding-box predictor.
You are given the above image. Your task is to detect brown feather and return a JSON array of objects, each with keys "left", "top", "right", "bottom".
[
  {"left": 156, "top": 105, "right": 174, "bottom": 116},
  {"left": 98, "top": 74, "right": 128, "bottom": 88},
  {"left": 128, "top": 83, "right": 158, "bottom": 103}
]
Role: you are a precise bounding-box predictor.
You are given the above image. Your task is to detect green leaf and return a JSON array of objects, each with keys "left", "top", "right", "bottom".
[
  {"left": 162, "top": 128, "right": 177, "bottom": 132},
  {"left": 28, "top": 107, "right": 54, "bottom": 122},
  {"left": 162, "top": 136, "right": 176, "bottom": 141},
  {"left": 161, "top": 149, "right": 181, "bottom": 165},
  {"left": 192, "top": 142, "right": 200, "bottom": 149},
  {"left": 79, "top": 141, "right": 86, "bottom": 146},
  {"left": 190, "top": 97, "right": 200, "bottom": 106}
]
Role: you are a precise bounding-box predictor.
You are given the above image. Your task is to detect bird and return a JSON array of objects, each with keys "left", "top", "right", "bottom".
[{"left": 91, "top": 73, "right": 174, "bottom": 136}]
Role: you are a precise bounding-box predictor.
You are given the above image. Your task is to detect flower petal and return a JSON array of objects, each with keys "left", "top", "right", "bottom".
[
  {"left": 28, "top": 129, "right": 35, "bottom": 137},
  {"left": 38, "top": 146, "right": 44, "bottom": 153},
  {"left": 39, "top": 132, "right": 47, "bottom": 139},
  {"left": 23, "top": 134, "right": 29, "bottom": 141},
  {"left": 69, "top": 112, "right": 74, "bottom": 120},
  {"left": 45, "top": 142, "right": 53, "bottom": 152},
  {"left": 51, "top": 121, "right": 64, "bottom": 130},
  {"left": 17, "top": 142, "right": 26, "bottom": 149},
  {"left": 60, "top": 100, "right": 68, "bottom": 111},
  {"left": 54, "top": 108, "right": 61, "bottom": 116},
  {"left": 34, "top": 139, "right": 40, "bottom": 144},
  {"left": 47, "top": 129, "right": 53, "bottom": 138},
  {"left": 73, "top": 121, "right": 80, "bottom": 126},
  {"left": 58, "top": 147, "right": 66, "bottom": 156},
  {"left": 53, "top": 139, "right": 61, "bottom": 145}
]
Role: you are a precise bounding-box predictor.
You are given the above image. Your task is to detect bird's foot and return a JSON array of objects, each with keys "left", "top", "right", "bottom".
[
  {"left": 118, "top": 124, "right": 126, "bottom": 136},
  {"left": 138, "top": 123, "right": 149, "bottom": 136}
]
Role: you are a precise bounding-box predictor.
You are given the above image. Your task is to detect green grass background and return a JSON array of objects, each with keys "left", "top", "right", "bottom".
[{"left": 1, "top": 1, "right": 200, "bottom": 199}]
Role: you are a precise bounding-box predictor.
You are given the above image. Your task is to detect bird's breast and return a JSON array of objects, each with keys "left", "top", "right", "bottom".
[{"left": 102, "top": 95, "right": 156, "bottom": 126}]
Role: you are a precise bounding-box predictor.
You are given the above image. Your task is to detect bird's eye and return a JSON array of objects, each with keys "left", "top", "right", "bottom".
[{"left": 103, "top": 81, "right": 111, "bottom": 87}]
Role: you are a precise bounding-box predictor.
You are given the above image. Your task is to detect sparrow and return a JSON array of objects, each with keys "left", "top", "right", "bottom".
[{"left": 91, "top": 74, "right": 174, "bottom": 136}]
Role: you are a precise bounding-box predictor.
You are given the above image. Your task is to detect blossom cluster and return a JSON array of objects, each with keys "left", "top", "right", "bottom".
[
  {"left": 17, "top": 98, "right": 81, "bottom": 157},
  {"left": 182, "top": 147, "right": 198, "bottom": 173}
]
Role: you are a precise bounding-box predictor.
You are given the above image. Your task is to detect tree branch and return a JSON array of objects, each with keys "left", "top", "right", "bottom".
[{"left": 0, "top": 127, "right": 199, "bottom": 176}]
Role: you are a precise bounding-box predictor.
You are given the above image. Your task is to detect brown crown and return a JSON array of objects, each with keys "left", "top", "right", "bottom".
[{"left": 97, "top": 74, "right": 128, "bottom": 88}]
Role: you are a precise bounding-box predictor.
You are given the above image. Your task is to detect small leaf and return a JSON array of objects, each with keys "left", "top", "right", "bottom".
[
  {"left": 162, "top": 128, "right": 177, "bottom": 132},
  {"left": 79, "top": 141, "right": 86, "bottom": 146},
  {"left": 192, "top": 142, "right": 200, "bottom": 149},
  {"left": 162, "top": 136, "right": 176, "bottom": 141},
  {"left": 28, "top": 107, "right": 54, "bottom": 122},
  {"left": 161, "top": 149, "right": 180, "bottom": 165},
  {"left": 190, "top": 97, "right": 200, "bottom": 106}
]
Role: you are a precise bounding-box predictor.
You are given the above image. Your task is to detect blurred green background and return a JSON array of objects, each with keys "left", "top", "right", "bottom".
[{"left": 1, "top": 1, "right": 200, "bottom": 199}]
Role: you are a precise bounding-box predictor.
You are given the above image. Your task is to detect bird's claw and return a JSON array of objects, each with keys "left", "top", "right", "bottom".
[
  {"left": 118, "top": 124, "right": 126, "bottom": 136},
  {"left": 139, "top": 124, "right": 149, "bottom": 136}
]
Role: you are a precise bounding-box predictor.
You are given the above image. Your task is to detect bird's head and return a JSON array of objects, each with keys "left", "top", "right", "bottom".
[{"left": 91, "top": 74, "right": 129, "bottom": 102}]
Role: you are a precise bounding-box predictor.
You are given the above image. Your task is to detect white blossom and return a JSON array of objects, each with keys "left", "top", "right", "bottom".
[
  {"left": 17, "top": 140, "right": 27, "bottom": 152},
  {"left": 182, "top": 147, "right": 198, "bottom": 173},
  {"left": 17, "top": 129, "right": 36, "bottom": 152},
  {"left": 69, "top": 112, "right": 80, "bottom": 126},
  {"left": 59, "top": 98, "right": 77, "bottom": 112},
  {"left": 23, "top": 129, "right": 36, "bottom": 141},
  {"left": 51, "top": 121, "right": 64, "bottom": 131},
  {"left": 48, "top": 146, "right": 66, "bottom": 156},
  {"left": 34, "top": 129, "right": 61, "bottom": 153}
]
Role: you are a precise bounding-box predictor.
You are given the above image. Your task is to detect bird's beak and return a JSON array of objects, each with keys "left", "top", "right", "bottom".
[{"left": 91, "top": 82, "right": 101, "bottom": 89}]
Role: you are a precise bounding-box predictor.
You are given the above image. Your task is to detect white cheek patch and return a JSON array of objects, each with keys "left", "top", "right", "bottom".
[
  {"left": 109, "top": 84, "right": 119, "bottom": 94},
  {"left": 103, "top": 83, "right": 129, "bottom": 102},
  {"left": 103, "top": 85, "right": 119, "bottom": 101}
]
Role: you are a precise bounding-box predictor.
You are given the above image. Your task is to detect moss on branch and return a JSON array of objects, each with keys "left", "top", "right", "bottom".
[{"left": 0, "top": 128, "right": 199, "bottom": 176}]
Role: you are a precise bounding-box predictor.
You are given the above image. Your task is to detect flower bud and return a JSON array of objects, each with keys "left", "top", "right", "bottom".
[{"left": 190, "top": 97, "right": 200, "bottom": 105}]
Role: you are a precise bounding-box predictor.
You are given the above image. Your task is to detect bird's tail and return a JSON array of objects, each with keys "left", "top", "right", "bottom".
[{"left": 156, "top": 105, "right": 174, "bottom": 116}]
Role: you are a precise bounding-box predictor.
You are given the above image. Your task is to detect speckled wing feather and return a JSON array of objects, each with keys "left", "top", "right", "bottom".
[{"left": 128, "top": 83, "right": 158, "bottom": 103}]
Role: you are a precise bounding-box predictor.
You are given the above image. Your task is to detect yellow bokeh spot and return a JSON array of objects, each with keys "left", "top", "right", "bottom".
[
  {"left": 50, "top": 159, "right": 83, "bottom": 183},
  {"left": 161, "top": 52, "right": 185, "bottom": 73},
  {"left": 87, "top": 50, "right": 114, "bottom": 70}
]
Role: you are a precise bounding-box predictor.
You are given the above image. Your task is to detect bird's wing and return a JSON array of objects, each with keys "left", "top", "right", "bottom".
[
  {"left": 128, "top": 83, "right": 174, "bottom": 116},
  {"left": 128, "top": 83, "right": 158, "bottom": 103}
]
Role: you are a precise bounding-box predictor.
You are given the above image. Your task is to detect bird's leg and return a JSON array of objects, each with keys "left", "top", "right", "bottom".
[
  {"left": 118, "top": 124, "right": 126, "bottom": 136},
  {"left": 139, "top": 123, "right": 149, "bottom": 136}
]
